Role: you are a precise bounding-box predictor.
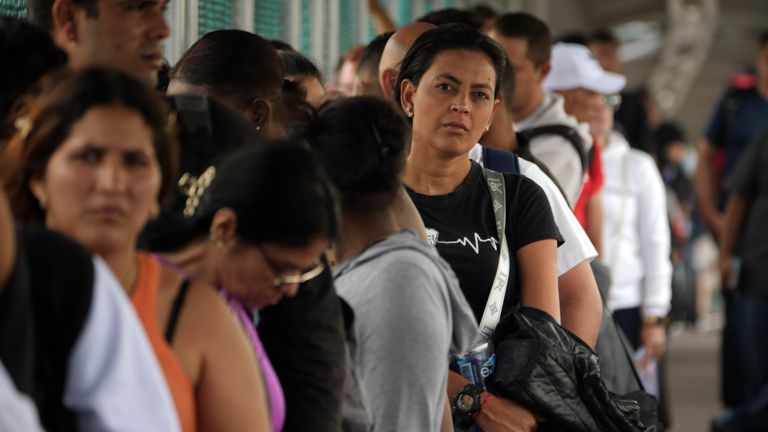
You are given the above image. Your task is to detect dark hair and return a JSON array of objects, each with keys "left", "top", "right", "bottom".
[
  {"left": 394, "top": 24, "right": 505, "bottom": 106},
  {"left": 494, "top": 12, "right": 552, "bottom": 66},
  {"left": 150, "top": 141, "right": 339, "bottom": 250},
  {"left": 417, "top": 8, "right": 482, "bottom": 29},
  {"left": 270, "top": 39, "right": 296, "bottom": 52},
  {"left": 0, "top": 16, "right": 67, "bottom": 124},
  {"left": 357, "top": 31, "right": 394, "bottom": 78},
  {"left": 308, "top": 96, "right": 408, "bottom": 211},
  {"left": 279, "top": 50, "right": 322, "bottom": 81},
  {"left": 471, "top": 4, "right": 497, "bottom": 21},
  {"left": 28, "top": 0, "right": 97, "bottom": 31},
  {"left": 170, "top": 30, "right": 284, "bottom": 111},
  {"left": 1, "top": 68, "right": 176, "bottom": 224},
  {"left": 499, "top": 53, "right": 516, "bottom": 113},
  {"left": 169, "top": 30, "right": 315, "bottom": 136},
  {"left": 557, "top": 31, "right": 589, "bottom": 46},
  {"left": 590, "top": 28, "right": 618, "bottom": 45},
  {"left": 156, "top": 58, "right": 171, "bottom": 93}
]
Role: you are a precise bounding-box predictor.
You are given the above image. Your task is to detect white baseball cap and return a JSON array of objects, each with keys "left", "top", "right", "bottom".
[{"left": 543, "top": 42, "right": 626, "bottom": 94}]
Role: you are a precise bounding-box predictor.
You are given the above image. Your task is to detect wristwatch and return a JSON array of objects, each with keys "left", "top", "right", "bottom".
[
  {"left": 452, "top": 384, "right": 482, "bottom": 428},
  {"left": 643, "top": 315, "right": 668, "bottom": 326}
]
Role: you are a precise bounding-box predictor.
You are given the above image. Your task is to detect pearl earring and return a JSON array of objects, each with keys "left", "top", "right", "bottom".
[{"left": 405, "top": 107, "right": 413, "bottom": 118}]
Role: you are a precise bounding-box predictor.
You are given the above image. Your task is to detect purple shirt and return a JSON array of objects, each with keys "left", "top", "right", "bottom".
[{"left": 221, "top": 291, "right": 286, "bottom": 432}]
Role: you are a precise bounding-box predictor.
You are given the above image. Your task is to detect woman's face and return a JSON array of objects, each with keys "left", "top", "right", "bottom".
[
  {"left": 218, "top": 236, "right": 328, "bottom": 309},
  {"left": 402, "top": 49, "right": 499, "bottom": 157},
  {"left": 29, "top": 106, "right": 161, "bottom": 255}
]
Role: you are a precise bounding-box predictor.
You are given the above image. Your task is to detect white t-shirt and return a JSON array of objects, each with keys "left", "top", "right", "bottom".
[
  {"left": 0, "top": 361, "right": 44, "bottom": 432},
  {"left": 64, "top": 257, "right": 181, "bottom": 432},
  {"left": 469, "top": 144, "right": 597, "bottom": 276},
  {"left": 515, "top": 93, "right": 593, "bottom": 206}
]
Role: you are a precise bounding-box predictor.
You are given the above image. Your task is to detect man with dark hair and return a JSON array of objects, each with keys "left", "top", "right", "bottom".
[
  {"left": 28, "top": 0, "right": 169, "bottom": 86},
  {"left": 353, "top": 31, "right": 393, "bottom": 98},
  {"left": 489, "top": 12, "right": 592, "bottom": 208}
]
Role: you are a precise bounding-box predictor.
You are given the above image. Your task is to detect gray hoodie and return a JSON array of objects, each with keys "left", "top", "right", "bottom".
[{"left": 334, "top": 229, "right": 476, "bottom": 432}]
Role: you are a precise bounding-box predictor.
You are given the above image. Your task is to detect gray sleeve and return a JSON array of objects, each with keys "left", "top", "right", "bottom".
[{"left": 355, "top": 258, "right": 451, "bottom": 432}]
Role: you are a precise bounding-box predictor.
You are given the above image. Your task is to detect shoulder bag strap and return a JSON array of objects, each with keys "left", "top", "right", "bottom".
[{"left": 478, "top": 169, "right": 510, "bottom": 340}]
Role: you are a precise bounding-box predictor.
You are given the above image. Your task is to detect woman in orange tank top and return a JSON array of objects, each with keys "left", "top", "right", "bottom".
[{"left": 2, "top": 69, "right": 271, "bottom": 431}]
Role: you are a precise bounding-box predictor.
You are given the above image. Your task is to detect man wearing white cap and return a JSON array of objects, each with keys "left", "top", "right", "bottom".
[{"left": 543, "top": 42, "right": 627, "bottom": 127}]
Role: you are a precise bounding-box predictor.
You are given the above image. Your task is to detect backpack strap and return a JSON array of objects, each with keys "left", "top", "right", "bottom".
[
  {"left": 482, "top": 146, "right": 520, "bottom": 174},
  {"left": 519, "top": 124, "right": 588, "bottom": 174},
  {"left": 477, "top": 168, "right": 509, "bottom": 340}
]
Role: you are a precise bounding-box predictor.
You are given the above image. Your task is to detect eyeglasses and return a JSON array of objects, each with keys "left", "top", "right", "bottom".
[
  {"left": 257, "top": 244, "right": 325, "bottom": 287},
  {"left": 271, "top": 264, "right": 325, "bottom": 287}
]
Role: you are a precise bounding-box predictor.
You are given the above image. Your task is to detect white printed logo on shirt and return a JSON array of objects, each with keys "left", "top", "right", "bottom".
[{"left": 425, "top": 228, "right": 498, "bottom": 254}]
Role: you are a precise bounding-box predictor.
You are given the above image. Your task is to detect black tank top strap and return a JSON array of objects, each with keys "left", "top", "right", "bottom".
[{"left": 164, "top": 278, "right": 191, "bottom": 344}]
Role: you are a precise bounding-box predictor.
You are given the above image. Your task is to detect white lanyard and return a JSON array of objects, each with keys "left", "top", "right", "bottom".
[{"left": 477, "top": 169, "right": 510, "bottom": 340}]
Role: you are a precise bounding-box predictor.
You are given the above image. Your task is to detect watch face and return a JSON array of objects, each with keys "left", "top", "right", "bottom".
[{"left": 457, "top": 393, "right": 475, "bottom": 412}]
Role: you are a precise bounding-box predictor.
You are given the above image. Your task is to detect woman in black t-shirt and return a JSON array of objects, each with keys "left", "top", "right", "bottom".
[{"left": 395, "top": 24, "right": 561, "bottom": 432}]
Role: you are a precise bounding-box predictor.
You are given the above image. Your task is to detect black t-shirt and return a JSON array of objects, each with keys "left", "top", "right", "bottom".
[
  {"left": 407, "top": 162, "right": 561, "bottom": 321},
  {"left": 728, "top": 125, "right": 768, "bottom": 293},
  {"left": 258, "top": 257, "right": 347, "bottom": 432}
]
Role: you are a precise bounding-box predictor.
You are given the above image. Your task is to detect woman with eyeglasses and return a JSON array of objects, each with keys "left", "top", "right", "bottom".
[
  {"left": 148, "top": 141, "right": 340, "bottom": 432},
  {"left": 0, "top": 68, "right": 272, "bottom": 432}
]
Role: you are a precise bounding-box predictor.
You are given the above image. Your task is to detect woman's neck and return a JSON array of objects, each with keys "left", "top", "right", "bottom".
[
  {"left": 102, "top": 248, "right": 139, "bottom": 295},
  {"left": 160, "top": 239, "right": 218, "bottom": 288},
  {"left": 403, "top": 139, "right": 472, "bottom": 196},
  {"left": 334, "top": 208, "right": 400, "bottom": 264}
]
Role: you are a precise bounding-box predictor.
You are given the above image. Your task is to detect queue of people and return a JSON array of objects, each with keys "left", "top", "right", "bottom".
[{"left": 0, "top": 1, "right": 763, "bottom": 431}]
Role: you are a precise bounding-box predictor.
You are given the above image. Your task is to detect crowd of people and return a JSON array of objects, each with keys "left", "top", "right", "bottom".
[{"left": 0, "top": 0, "right": 766, "bottom": 431}]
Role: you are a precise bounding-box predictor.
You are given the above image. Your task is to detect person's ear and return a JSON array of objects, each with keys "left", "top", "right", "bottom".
[
  {"left": 536, "top": 61, "right": 552, "bottom": 83},
  {"left": 487, "top": 98, "right": 501, "bottom": 131},
  {"left": 28, "top": 178, "right": 48, "bottom": 211},
  {"left": 210, "top": 208, "right": 238, "bottom": 246},
  {"left": 379, "top": 68, "right": 393, "bottom": 98},
  {"left": 400, "top": 79, "right": 417, "bottom": 118},
  {"left": 52, "top": 0, "right": 78, "bottom": 43},
  {"left": 246, "top": 98, "right": 272, "bottom": 132}
]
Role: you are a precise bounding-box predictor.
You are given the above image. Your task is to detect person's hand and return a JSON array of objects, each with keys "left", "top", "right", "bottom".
[
  {"left": 703, "top": 209, "right": 724, "bottom": 241},
  {"left": 639, "top": 322, "right": 666, "bottom": 368},
  {"left": 719, "top": 255, "right": 737, "bottom": 290},
  {"left": 475, "top": 393, "right": 538, "bottom": 432}
]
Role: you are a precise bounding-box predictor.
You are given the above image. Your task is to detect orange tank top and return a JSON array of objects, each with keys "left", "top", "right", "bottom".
[{"left": 131, "top": 253, "right": 197, "bottom": 432}]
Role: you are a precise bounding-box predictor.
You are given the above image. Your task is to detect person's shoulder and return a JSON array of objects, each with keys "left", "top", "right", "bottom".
[
  {"left": 502, "top": 172, "right": 546, "bottom": 196},
  {"left": 627, "top": 147, "right": 658, "bottom": 171},
  {"left": 17, "top": 223, "right": 92, "bottom": 267}
]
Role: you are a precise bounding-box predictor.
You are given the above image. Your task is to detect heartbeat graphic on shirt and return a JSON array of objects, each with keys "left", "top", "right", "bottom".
[{"left": 437, "top": 232, "right": 499, "bottom": 254}]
